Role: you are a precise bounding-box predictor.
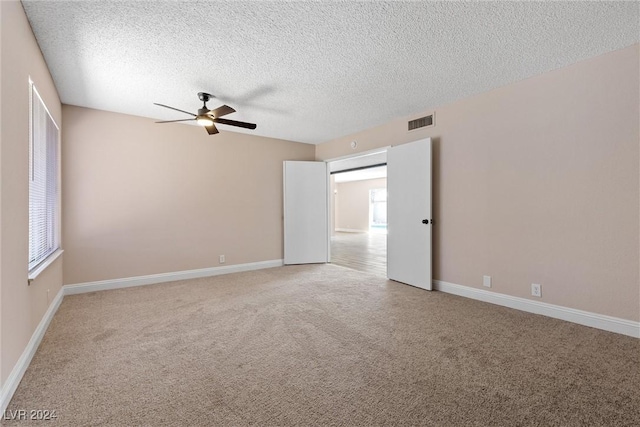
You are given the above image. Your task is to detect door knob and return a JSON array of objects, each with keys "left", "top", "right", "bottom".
[{"left": 422, "top": 219, "right": 429, "bottom": 224}]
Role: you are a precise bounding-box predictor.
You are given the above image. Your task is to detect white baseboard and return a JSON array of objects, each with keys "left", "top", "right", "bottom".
[
  {"left": 335, "top": 228, "right": 367, "bottom": 233},
  {"left": 64, "top": 259, "right": 284, "bottom": 295},
  {"left": 0, "top": 287, "right": 64, "bottom": 413},
  {"left": 433, "top": 280, "right": 640, "bottom": 338}
]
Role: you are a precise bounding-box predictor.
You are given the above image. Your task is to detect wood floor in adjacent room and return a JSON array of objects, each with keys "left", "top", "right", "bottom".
[
  {"left": 330, "top": 231, "right": 386, "bottom": 277},
  {"left": 5, "top": 264, "right": 639, "bottom": 426}
]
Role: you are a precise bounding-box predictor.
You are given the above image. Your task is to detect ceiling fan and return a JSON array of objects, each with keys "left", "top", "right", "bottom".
[{"left": 154, "top": 92, "right": 257, "bottom": 135}]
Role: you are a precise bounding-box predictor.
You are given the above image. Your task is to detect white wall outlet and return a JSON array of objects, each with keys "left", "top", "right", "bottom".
[
  {"left": 531, "top": 283, "right": 542, "bottom": 297},
  {"left": 483, "top": 275, "right": 492, "bottom": 288},
  {"left": 219, "top": 255, "right": 225, "bottom": 264}
]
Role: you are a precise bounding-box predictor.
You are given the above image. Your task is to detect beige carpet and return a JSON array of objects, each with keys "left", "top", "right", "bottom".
[{"left": 5, "top": 264, "right": 640, "bottom": 426}]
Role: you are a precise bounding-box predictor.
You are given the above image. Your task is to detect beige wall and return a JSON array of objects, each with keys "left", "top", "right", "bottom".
[
  {"left": 335, "top": 178, "right": 387, "bottom": 232},
  {"left": 62, "top": 105, "right": 315, "bottom": 284},
  {"left": 0, "top": 1, "right": 63, "bottom": 385},
  {"left": 316, "top": 44, "right": 640, "bottom": 322}
]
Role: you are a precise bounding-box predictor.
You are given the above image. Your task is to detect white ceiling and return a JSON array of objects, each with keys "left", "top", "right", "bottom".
[{"left": 22, "top": 1, "right": 639, "bottom": 144}]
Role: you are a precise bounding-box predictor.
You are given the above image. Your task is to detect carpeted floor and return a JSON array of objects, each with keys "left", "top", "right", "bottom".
[{"left": 5, "top": 264, "right": 640, "bottom": 426}]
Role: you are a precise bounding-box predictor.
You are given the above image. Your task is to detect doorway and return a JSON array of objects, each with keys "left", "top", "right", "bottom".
[
  {"left": 284, "top": 139, "right": 431, "bottom": 287},
  {"left": 329, "top": 153, "right": 387, "bottom": 277}
]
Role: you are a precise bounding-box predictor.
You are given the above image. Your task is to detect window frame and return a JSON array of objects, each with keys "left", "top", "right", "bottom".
[{"left": 28, "top": 78, "right": 62, "bottom": 279}]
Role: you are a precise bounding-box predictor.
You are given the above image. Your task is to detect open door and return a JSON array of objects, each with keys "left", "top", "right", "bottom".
[
  {"left": 283, "top": 161, "right": 329, "bottom": 264},
  {"left": 387, "top": 138, "right": 432, "bottom": 290}
]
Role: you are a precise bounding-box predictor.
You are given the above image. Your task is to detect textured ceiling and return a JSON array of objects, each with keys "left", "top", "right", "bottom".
[{"left": 22, "top": 1, "right": 639, "bottom": 144}]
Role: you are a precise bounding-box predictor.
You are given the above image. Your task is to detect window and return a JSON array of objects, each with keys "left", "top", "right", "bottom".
[
  {"left": 369, "top": 188, "right": 387, "bottom": 232},
  {"left": 29, "top": 81, "right": 60, "bottom": 272}
]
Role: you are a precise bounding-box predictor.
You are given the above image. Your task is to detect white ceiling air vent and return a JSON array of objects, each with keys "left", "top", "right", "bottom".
[{"left": 408, "top": 113, "right": 434, "bottom": 131}]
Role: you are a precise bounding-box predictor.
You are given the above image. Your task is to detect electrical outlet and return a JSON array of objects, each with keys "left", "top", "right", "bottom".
[
  {"left": 219, "top": 255, "right": 225, "bottom": 264},
  {"left": 483, "top": 275, "right": 492, "bottom": 288},
  {"left": 531, "top": 283, "right": 542, "bottom": 298}
]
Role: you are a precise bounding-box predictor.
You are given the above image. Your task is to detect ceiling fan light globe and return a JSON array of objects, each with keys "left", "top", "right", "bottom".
[{"left": 196, "top": 116, "right": 214, "bottom": 127}]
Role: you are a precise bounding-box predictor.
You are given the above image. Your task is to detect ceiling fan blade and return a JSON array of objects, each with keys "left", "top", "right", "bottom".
[
  {"left": 205, "top": 123, "right": 219, "bottom": 135},
  {"left": 213, "top": 117, "right": 257, "bottom": 130},
  {"left": 155, "top": 119, "right": 195, "bottom": 123},
  {"left": 208, "top": 104, "right": 236, "bottom": 118},
  {"left": 153, "top": 103, "right": 196, "bottom": 117}
]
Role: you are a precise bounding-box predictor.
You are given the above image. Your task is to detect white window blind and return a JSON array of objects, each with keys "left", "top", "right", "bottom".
[{"left": 29, "top": 82, "right": 59, "bottom": 271}]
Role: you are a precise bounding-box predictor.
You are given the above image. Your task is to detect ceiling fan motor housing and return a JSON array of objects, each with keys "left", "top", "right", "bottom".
[{"left": 198, "top": 92, "right": 212, "bottom": 103}]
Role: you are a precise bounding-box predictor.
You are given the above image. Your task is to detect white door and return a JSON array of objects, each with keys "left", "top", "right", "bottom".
[
  {"left": 283, "top": 161, "right": 329, "bottom": 264},
  {"left": 387, "top": 138, "right": 432, "bottom": 289}
]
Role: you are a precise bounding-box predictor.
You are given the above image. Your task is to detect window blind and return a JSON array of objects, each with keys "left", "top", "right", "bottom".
[{"left": 29, "top": 83, "right": 59, "bottom": 271}]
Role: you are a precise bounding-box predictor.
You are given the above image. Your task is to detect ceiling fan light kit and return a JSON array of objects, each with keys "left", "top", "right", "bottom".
[
  {"left": 154, "top": 92, "right": 256, "bottom": 136},
  {"left": 196, "top": 116, "right": 214, "bottom": 126}
]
